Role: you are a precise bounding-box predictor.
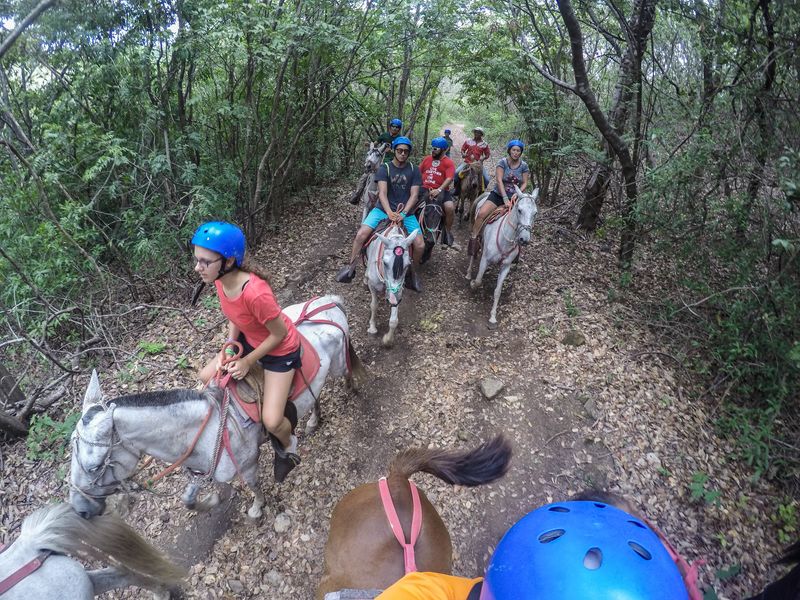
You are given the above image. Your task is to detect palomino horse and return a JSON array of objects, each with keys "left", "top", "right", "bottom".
[
  {"left": 364, "top": 224, "right": 419, "bottom": 347},
  {"left": 467, "top": 187, "right": 539, "bottom": 328},
  {"left": 0, "top": 503, "right": 184, "bottom": 600},
  {"left": 456, "top": 161, "right": 485, "bottom": 223},
  {"left": 356, "top": 142, "right": 388, "bottom": 220},
  {"left": 70, "top": 295, "right": 364, "bottom": 520},
  {"left": 316, "top": 435, "right": 511, "bottom": 599}
]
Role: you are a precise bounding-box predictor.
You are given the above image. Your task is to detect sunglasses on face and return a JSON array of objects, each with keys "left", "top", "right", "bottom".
[
  {"left": 394, "top": 147, "right": 410, "bottom": 155},
  {"left": 195, "top": 256, "right": 223, "bottom": 268}
]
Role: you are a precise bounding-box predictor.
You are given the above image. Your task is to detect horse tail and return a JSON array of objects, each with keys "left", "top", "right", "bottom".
[
  {"left": 321, "top": 294, "right": 367, "bottom": 388},
  {"left": 388, "top": 435, "right": 511, "bottom": 486},
  {"left": 19, "top": 504, "right": 185, "bottom": 588}
]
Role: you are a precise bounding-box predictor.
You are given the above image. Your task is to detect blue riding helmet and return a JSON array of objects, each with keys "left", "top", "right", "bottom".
[
  {"left": 431, "top": 137, "right": 449, "bottom": 150},
  {"left": 389, "top": 118, "right": 403, "bottom": 128},
  {"left": 392, "top": 136, "right": 413, "bottom": 150},
  {"left": 507, "top": 139, "right": 525, "bottom": 151},
  {"left": 481, "top": 501, "right": 689, "bottom": 600},
  {"left": 444, "top": 129, "right": 451, "bottom": 134},
  {"left": 191, "top": 221, "right": 246, "bottom": 267}
]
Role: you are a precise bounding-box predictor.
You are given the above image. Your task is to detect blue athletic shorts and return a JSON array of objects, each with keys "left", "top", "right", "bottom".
[{"left": 363, "top": 207, "right": 421, "bottom": 234}]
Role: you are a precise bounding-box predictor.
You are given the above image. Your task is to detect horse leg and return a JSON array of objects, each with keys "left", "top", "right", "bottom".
[
  {"left": 368, "top": 286, "right": 379, "bottom": 335},
  {"left": 471, "top": 248, "right": 490, "bottom": 290},
  {"left": 382, "top": 305, "right": 399, "bottom": 348},
  {"left": 89, "top": 567, "right": 177, "bottom": 599},
  {"left": 489, "top": 257, "right": 515, "bottom": 328}
]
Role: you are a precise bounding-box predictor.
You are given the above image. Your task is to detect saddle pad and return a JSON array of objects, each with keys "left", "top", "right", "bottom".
[{"left": 229, "top": 333, "right": 320, "bottom": 423}]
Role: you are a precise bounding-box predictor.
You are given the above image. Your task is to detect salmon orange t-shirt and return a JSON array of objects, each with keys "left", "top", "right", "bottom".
[
  {"left": 377, "top": 572, "right": 483, "bottom": 600},
  {"left": 214, "top": 274, "right": 300, "bottom": 356}
]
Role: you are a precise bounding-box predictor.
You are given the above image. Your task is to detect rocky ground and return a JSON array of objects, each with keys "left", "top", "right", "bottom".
[{"left": 0, "top": 124, "right": 794, "bottom": 599}]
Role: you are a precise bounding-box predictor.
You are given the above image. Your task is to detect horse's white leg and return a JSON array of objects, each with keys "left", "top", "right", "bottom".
[
  {"left": 489, "top": 257, "right": 515, "bottom": 328},
  {"left": 466, "top": 254, "right": 475, "bottom": 280},
  {"left": 382, "top": 305, "right": 399, "bottom": 348},
  {"left": 368, "top": 287, "right": 379, "bottom": 335},
  {"left": 471, "top": 248, "right": 490, "bottom": 289},
  {"left": 247, "top": 488, "right": 266, "bottom": 520}
]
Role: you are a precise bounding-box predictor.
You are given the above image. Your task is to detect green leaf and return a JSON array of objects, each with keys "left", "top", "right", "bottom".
[{"left": 715, "top": 564, "right": 741, "bottom": 581}]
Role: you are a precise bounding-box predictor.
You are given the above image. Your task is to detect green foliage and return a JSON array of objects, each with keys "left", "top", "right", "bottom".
[
  {"left": 771, "top": 500, "right": 798, "bottom": 545},
  {"left": 137, "top": 341, "right": 167, "bottom": 356},
  {"left": 26, "top": 412, "right": 80, "bottom": 461},
  {"left": 563, "top": 290, "right": 580, "bottom": 318},
  {"left": 689, "top": 471, "right": 721, "bottom": 506}
]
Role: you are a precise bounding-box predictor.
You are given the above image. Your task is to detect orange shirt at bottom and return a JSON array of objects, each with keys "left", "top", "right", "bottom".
[{"left": 377, "top": 572, "right": 483, "bottom": 600}]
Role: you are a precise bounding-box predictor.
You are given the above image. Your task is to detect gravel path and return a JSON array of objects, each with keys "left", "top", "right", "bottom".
[{"left": 0, "top": 124, "right": 791, "bottom": 599}]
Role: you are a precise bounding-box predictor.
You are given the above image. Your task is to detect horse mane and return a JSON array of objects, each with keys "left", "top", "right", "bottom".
[
  {"left": 387, "top": 434, "right": 511, "bottom": 486},
  {"left": 569, "top": 488, "right": 643, "bottom": 519},
  {"left": 19, "top": 503, "right": 185, "bottom": 587},
  {"left": 391, "top": 253, "right": 404, "bottom": 280},
  {"left": 107, "top": 388, "right": 216, "bottom": 409}
]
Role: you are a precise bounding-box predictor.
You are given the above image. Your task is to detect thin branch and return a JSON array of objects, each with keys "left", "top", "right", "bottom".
[{"left": 0, "top": 0, "right": 59, "bottom": 61}]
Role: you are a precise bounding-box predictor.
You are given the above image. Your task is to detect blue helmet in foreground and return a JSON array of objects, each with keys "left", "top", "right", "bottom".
[
  {"left": 507, "top": 139, "right": 525, "bottom": 151},
  {"left": 389, "top": 118, "right": 403, "bottom": 128},
  {"left": 191, "top": 221, "right": 246, "bottom": 267},
  {"left": 431, "top": 137, "right": 448, "bottom": 150},
  {"left": 392, "top": 136, "right": 413, "bottom": 150},
  {"left": 481, "top": 501, "right": 689, "bottom": 600}
]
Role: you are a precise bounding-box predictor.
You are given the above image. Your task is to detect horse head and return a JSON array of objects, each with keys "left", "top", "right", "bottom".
[
  {"left": 512, "top": 186, "right": 539, "bottom": 246},
  {"left": 69, "top": 370, "right": 139, "bottom": 519},
  {"left": 421, "top": 199, "right": 443, "bottom": 246},
  {"left": 374, "top": 228, "right": 418, "bottom": 306},
  {"left": 364, "top": 142, "right": 386, "bottom": 173}
]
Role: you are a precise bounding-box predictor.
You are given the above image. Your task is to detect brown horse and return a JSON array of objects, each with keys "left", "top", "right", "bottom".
[
  {"left": 456, "top": 161, "right": 485, "bottom": 224},
  {"left": 316, "top": 435, "right": 511, "bottom": 599}
]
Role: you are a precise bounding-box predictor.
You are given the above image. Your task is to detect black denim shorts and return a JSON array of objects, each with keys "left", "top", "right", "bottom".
[{"left": 238, "top": 334, "right": 302, "bottom": 373}]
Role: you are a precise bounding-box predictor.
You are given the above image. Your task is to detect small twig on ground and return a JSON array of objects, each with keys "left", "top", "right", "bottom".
[{"left": 534, "top": 429, "right": 570, "bottom": 454}]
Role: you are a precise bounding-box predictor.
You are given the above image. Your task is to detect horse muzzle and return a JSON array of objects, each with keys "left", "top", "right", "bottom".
[{"left": 70, "top": 491, "right": 106, "bottom": 519}]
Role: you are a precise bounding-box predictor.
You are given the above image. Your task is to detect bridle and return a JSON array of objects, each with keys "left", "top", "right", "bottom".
[
  {"left": 70, "top": 404, "right": 140, "bottom": 508},
  {"left": 364, "top": 147, "right": 383, "bottom": 173}
]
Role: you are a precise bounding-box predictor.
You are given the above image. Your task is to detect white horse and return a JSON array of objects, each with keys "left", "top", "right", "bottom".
[
  {"left": 358, "top": 142, "right": 387, "bottom": 221},
  {"left": 0, "top": 503, "right": 184, "bottom": 600},
  {"left": 364, "top": 225, "right": 419, "bottom": 347},
  {"left": 467, "top": 187, "right": 539, "bottom": 328},
  {"left": 70, "top": 295, "right": 363, "bottom": 520}
]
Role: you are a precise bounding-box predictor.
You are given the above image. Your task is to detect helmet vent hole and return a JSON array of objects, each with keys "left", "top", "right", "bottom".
[
  {"left": 593, "top": 503, "right": 606, "bottom": 508},
  {"left": 628, "top": 520, "right": 646, "bottom": 529},
  {"left": 628, "top": 541, "right": 652, "bottom": 560},
  {"left": 583, "top": 548, "right": 602, "bottom": 570},
  {"left": 538, "top": 529, "right": 565, "bottom": 544},
  {"left": 548, "top": 506, "right": 570, "bottom": 513}
]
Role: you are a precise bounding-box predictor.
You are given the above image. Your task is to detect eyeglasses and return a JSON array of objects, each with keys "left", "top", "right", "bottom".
[
  {"left": 195, "top": 256, "right": 223, "bottom": 268},
  {"left": 394, "top": 147, "right": 410, "bottom": 155}
]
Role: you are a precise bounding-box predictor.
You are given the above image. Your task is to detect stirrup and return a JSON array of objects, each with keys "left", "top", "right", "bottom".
[{"left": 336, "top": 265, "right": 356, "bottom": 283}]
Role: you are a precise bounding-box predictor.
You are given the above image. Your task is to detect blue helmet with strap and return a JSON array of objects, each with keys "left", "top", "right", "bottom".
[
  {"left": 191, "top": 221, "right": 246, "bottom": 267},
  {"left": 392, "top": 136, "right": 413, "bottom": 150},
  {"left": 481, "top": 501, "right": 689, "bottom": 600},
  {"left": 444, "top": 129, "right": 451, "bottom": 134},
  {"left": 431, "top": 137, "right": 448, "bottom": 150},
  {"left": 507, "top": 139, "right": 525, "bottom": 151},
  {"left": 389, "top": 118, "right": 403, "bottom": 128}
]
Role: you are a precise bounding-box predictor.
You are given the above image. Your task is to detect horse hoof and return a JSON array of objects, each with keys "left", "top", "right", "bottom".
[
  {"left": 470, "top": 280, "right": 479, "bottom": 290},
  {"left": 382, "top": 335, "right": 394, "bottom": 348},
  {"left": 247, "top": 506, "right": 263, "bottom": 521},
  {"left": 487, "top": 320, "right": 498, "bottom": 330},
  {"left": 368, "top": 326, "right": 378, "bottom": 335}
]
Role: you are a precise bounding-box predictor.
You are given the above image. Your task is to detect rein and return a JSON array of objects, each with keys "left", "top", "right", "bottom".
[
  {"left": 0, "top": 544, "right": 52, "bottom": 595},
  {"left": 378, "top": 477, "right": 422, "bottom": 575}
]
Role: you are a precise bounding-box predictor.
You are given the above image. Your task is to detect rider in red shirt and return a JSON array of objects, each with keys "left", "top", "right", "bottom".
[
  {"left": 454, "top": 127, "right": 490, "bottom": 197},
  {"left": 419, "top": 137, "right": 457, "bottom": 248}
]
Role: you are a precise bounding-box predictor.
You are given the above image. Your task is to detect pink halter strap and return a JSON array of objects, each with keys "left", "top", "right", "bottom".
[
  {"left": 643, "top": 517, "right": 706, "bottom": 600},
  {"left": 378, "top": 476, "right": 422, "bottom": 575}
]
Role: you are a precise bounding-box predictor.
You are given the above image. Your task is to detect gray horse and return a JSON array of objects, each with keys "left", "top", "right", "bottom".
[
  {"left": 70, "top": 296, "right": 362, "bottom": 520},
  {"left": 364, "top": 225, "right": 419, "bottom": 347},
  {"left": 467, "top": 187, "right": 539, "bottom": 328},
  {"left": 352, "top": 142, "right": 387, "bottom": 221},
  {"left": 0, "top": 503, "right": 184, "bottom": 600}
]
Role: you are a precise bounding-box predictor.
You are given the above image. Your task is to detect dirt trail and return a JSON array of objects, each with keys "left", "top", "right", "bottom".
[{"left": 0, "top": 123, "right": 784, "bottom": 599}]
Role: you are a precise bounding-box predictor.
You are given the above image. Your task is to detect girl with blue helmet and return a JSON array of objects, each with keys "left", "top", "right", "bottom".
[
  {"left": 377, "top": 118, "right": 404, "bottom": 164},
  {"left": 468, "top": 139, "right": 530, "bottom": 258},
  {"left": 192, "top": 221, "right": 302, "bottom": 483},
  {"left": 376, "top": 500, "right": 692, "bottom": 600}
]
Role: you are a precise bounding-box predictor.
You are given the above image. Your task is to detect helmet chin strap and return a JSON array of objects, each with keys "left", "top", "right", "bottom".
[{"left": 216, "top": 259, "right": 237, "bottom": 280}]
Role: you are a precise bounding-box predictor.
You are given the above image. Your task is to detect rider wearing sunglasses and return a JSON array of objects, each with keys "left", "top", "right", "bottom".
[
  {"left": 337, "top": 136, "right": 425, "bottom": 292},
  {"left": 192, "top": 221, "right": 302, "bottom": 483}
]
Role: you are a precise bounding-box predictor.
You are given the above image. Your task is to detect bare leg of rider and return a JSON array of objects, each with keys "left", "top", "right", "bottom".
[
  {"left": 336, "top": 224, "right": 373, "bottom": 282},
  {"left": 469, "top": 202, "right": 495, "bottom": 256}
]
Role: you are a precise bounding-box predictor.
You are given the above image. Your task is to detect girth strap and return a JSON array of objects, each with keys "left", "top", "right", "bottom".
[
  {"left": 0, "top": 544, "right": 52, "bottom": 595},
  {"left": 378, "top": 477, "right": 422, "bottom": 575}
]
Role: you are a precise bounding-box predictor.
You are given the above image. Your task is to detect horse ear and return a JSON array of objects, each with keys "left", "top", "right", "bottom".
[
  {"left": 531, "top": 187, "right": 540, "bottom": 201},
  {"left": 83, "top": 369, "right": 103, "bottom": 411},
  {"left": 404, "top": 229, "right": 419, "bottom": 245},
  {"left": 375, "top": 233, "right": 390, "bottom": 246},
  {"left": 514, "top": 184, "right": 523, "bottom": 197},
  {"left": 364, "top": 140, "right": 372, "bottom": 148}
]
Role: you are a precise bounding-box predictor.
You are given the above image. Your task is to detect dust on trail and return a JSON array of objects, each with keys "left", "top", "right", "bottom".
[{"left": 1, "top": 122, "right": 782, "bottom": 599}]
